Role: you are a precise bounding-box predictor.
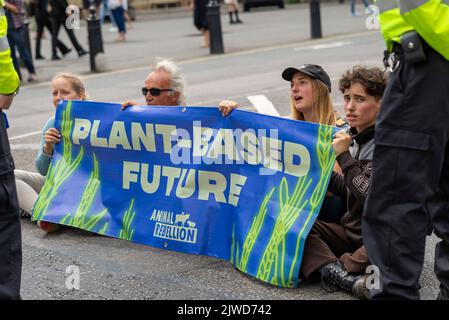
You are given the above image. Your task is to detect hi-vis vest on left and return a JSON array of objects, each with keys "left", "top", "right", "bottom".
[{"left": 0, "top": 0, "right": 20, "bottom": 95}]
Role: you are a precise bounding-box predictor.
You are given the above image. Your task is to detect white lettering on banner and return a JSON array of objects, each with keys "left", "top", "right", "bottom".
[
  {"left": 151, "top": 209, "right": 198, "bottom": 244},
  {"left": 71, "top": 118, "right": 312, "bottom": 179},
  {"left": 123, "top": 162, "right": 248, "bottom": 207}
]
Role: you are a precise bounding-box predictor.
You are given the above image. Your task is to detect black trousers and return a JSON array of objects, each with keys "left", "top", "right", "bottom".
[
  {"left": 35, "top": 15, "right": 70, "bottom": 57},
  {"left": 0, "top": 116, "right": 22, "bottom": 300},
  {"left": 363, "top": 42, "right": 449, "bottom": 299},
  {"left": 0, "top": 173, "right": 22, "bottom": 300},
  {"left": 50, "top": 18, "right": 84, "bottom": 57}
]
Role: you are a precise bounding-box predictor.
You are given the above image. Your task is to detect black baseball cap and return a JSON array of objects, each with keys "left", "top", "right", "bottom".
[{"left": 282, "top": 64, "right": 332, "bottom": 92}]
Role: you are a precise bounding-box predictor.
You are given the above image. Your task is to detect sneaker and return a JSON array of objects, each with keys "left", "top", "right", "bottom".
[
  {"left": 352, "top": 274, "right": 371, "bottom": 300},
  {"left": 37, "top": 221, "right": 61, "bottom": 233}
]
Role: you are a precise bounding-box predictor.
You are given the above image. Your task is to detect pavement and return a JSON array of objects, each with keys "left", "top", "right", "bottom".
[
  {"left": 24, "top": 2, "right": 376, "bottom": 83},
  {"left": 9, "top": 2, "right": 442, "bottom": 301}
]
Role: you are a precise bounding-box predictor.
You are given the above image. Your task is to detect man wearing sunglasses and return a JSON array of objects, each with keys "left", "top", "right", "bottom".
[
  {"left": 122, "top": 57, "right": 235, "bottom": 117},
  {"left": 122, "top": 58, "right": 186, "bottom": 109}
]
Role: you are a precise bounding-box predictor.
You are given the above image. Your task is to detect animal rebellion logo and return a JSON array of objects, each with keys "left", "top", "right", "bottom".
[{"left": 151, "top": 210, "right": 198, "bottom": 244}]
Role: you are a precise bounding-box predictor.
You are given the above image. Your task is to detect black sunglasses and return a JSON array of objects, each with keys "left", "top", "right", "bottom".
[{"left": 141, "top": 87, "right": 174, "bottom": 96}]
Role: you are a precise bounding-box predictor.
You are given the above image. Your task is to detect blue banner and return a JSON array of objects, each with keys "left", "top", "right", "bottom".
[{"left": 33, "top": 100, "right": 337, "bottom": 287}]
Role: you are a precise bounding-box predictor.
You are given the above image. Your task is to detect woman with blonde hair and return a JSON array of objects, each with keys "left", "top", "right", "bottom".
[
  {"left": 282, "top": 64, "right": 338, "bottom": 125},
  {"left": 15, "top": 73, "right": 87, "bottom": 233},
  {"left": 219, "top": 64, "right": 347, "bottom": 222}
]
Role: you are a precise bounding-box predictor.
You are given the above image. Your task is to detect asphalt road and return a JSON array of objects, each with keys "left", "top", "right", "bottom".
[{"left": 7, "top": 4, "right": 441, "bottom": 300}]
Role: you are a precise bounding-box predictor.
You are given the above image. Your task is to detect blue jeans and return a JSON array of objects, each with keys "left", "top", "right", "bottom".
[
  {"left": 350, "top": 0, "right": 370, "bottom": 14},
  {"left": 111, "top": 6, "right": 126, "bottom": 33},
  {"left": 101, "top": 0, "right": 117, "bottom": 26},
  {"left": 7, "top": 27, "right": 36, "bottom": 80}
]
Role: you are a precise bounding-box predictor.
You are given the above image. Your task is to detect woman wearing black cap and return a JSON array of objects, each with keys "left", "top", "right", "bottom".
[
  {"left": 219, "top": 64, "right": 348, "bottom": 223},
  {"left": 219, "top": 64, "right": 344, "bottom": 126},
  {"left": 281, "top": 64, "right": 338, "bottom": 126}
]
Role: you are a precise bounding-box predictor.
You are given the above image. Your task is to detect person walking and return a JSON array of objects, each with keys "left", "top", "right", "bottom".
[
  {"left": 108, "top": 0, "right": 126, "bottom": 41},
  {"left": 32, "top": 0, "right": 71, "bottom": 60},
  {"left": 0, "top": 0, "right": 22, "bottom": 300},
  {"left": 363, "top": 0, "right": 449, "bottom": 300},
  {"left": 48, "top": 0, "right": 88, "bottom": 60},
  {"left": 4, "top": 0, "right": 37, "bottom": 82},
  {"left": 225, "top": 0, "right": 242, "bottom": 24},
  {"left": 350, "top": 0, "right": 369, "bottom": 16}
]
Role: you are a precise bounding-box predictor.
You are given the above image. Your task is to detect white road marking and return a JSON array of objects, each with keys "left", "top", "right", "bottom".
[
  {"left": 10, "top": 143, "right": 40, "bottom": 150},
  {"left": 9, "top": 131, "right": 42, "bottom": 141},
  {"left": 247, "top": 95, "right": 280, "bottom": 117},
  {"left": 294, "top": 41, "right": 353, "bottom": 51}
]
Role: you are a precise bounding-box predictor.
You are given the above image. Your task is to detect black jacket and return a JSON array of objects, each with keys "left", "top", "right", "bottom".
[{"left": 0, "top": 113, "right": 15, "bottom": 177}]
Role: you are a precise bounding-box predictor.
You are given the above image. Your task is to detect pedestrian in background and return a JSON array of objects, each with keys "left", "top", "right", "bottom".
[
  {"left": 48, "top": 0, "right": 88, "bottom": 60},
  {"left": 4, "top": 0, "right": 37, "bottom": 82},
  {"left": 108, "top": 0, "right": 126, "bottom": 41},
  {"left": 350, "top": 0, "right": 369, "bottom": 16},
  {"left": 32, "top": 0, "right": 71, "bottom": 60},
  {"left": 193, "top": 0, "right": 209, "bottom": 48},
  {"left": 225, "top": 0, "right": 242, "bottom": 24},
  {"left": 0, "top": 0, "right": 22, "bottom": 300}
]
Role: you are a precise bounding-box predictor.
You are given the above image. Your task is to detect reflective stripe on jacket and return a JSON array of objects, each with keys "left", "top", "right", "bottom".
[
  {"left": 0, "top": 0, "right": 20, "bottom": 95},
  {"left": 376, "top": 0, "right": 449, "bottom": 60}
]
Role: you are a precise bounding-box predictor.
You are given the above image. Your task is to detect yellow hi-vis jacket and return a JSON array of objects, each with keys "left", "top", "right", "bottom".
[
  {"left": 375, "top": 0, "right": 449, "bottom": 61},
  {"left": 0, "top": 0, "right": 20, "bottom": 95}
]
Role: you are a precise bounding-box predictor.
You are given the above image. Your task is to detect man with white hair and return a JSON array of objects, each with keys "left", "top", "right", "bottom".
[{"left": 122, "top": 57, "right": 186, "bottom": 109}]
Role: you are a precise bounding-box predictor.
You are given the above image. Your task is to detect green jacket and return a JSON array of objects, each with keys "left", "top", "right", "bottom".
[
  {"left": 376, "top": 0, "right": 449, "bottom": 60},
  {"left": 0, "top": 0, "right": 20, "bottom": 95}
]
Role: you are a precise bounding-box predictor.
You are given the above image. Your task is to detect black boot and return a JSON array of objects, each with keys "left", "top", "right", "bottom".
[
  {"left": 235, "top": 11, "right": 243, "bottom": 23},
  {"left": 320, "top": 261, "right": 359, "bottom": 293}
]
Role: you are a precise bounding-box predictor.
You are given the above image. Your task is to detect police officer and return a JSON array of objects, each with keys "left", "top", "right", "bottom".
[
  {"left": 0, "top": 0, "right": 21, "bottom": 300},
  {"left": 363, "top": 0, "right": 449, "bottom": 299}
]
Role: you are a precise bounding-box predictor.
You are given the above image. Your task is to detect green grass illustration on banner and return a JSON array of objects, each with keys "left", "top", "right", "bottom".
[
  {"left": 99, "top": 222, "right": 109, "bottom": 235},
  {"left": 231, "top": 224, "right": 237, "bottom": 265},
  {"left": 32, "top": 101, "right": 85, "bottom": 221},
  {"left": 118, "top": 199, "right": 136, "bottom": 241},
  {"left": 257, "top": 175, "right": 312, "bottom": 287},
  {"left": 60, "top": 153, "right": 108, "bottom": 231},
  {"left": 235, "top": 187, "right": 275, "bottom": 272},
  {"left": 232, "top": 124, "right": 335, "bottom": 287},
  {"left": 287, "top": 124, "right": 335, "bottom": 286}
]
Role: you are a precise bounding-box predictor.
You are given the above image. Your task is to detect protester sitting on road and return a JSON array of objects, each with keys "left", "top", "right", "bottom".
[
  {"left": 122, "top": 57, "right": 236, "bottom": 116},
  {"left": 122, "top": 58, "right": 186, "bottom": 109},
  {"left": 14, "top": 73, "right": 87, "bottom": 233},
  {"left": 219, "top": 64, "right": 348, "bottom": 223},
  {"left": 299, "top": 65, "right": 387, "bottom": 300}
]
